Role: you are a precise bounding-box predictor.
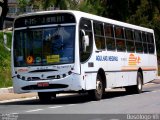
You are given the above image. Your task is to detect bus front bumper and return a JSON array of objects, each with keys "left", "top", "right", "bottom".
[{"left": 13, "top": 73, "right": 84, "bottom": 94}]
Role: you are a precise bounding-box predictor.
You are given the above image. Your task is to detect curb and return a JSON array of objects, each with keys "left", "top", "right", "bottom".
[{"left": 0, "top": 87, "right": 13, "bottom": 94}]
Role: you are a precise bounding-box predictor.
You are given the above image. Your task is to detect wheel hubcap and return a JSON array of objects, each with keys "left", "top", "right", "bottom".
[
  {"left": 138, "top": 77, "right": 142, "bottom": 90},
  {"left": 96, "top": 80, "right": 102, "bottom": 95}
]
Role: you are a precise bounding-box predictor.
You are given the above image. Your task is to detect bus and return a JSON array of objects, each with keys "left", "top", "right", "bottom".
[{"left": 11, "top": 10, "right": 158, "bottom": 102}]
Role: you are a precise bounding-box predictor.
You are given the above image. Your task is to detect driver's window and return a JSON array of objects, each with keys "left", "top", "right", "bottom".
[{"left": 79, "top": 18, "right": 93, "bottom": 62}]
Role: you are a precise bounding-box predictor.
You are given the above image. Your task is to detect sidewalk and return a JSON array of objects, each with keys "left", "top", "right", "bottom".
[
  {"left": 0, "top": 87, "right": 37, "bottom": 101},
  {"left": 0, "top": 77, "right": 160, "bottom": 102},
  {"left": 0, "top": 92, "right": 37, "bottom": 101}
]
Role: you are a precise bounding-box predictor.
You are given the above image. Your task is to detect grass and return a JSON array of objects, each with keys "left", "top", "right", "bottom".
[{"left": 0, "top": 31, "right": 12, "bottom": 88}]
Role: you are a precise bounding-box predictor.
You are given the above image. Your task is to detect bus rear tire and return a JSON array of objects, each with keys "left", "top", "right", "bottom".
[
  {"left": 38, "top": 92, "right": 56, "bottom": 103},
  {"left": 88, "top": 74, "right": 103, "bottom": 101},
  {"left": 125, "top": 72, "right": 143, "bottom": 94}
]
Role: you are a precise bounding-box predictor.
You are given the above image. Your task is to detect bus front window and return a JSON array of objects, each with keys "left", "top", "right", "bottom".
[{"left": 14, "top": 26, "right": 75, "bottom": 67}]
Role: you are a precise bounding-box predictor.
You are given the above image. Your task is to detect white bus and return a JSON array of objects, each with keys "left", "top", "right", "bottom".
[{"left": 11, "top": 10, "right": 158, "bottom": 102}]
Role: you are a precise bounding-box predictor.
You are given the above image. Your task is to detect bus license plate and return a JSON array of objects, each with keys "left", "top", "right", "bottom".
[{"left": 37, "top": 82, "right": 49, "bottom": 87}]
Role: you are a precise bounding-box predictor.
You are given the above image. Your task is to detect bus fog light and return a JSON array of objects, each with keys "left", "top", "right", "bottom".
[
  {"left": 22, "top": 76, "right": 25, "bottom": 80},
  {"left": 68, "top": 71, "right": 72, "bottom": 75},
  {"left": 17, "top": 75, "right": 20, "bottom": 79},
  {"left": 63, "top": 74, "right": 66, "bottom": 78},
  {"left": 27, "top": 77, "right": 32, "bottom": 81},
  {"left": 57, "top": 75, "right": 60, "bottom": 79}
]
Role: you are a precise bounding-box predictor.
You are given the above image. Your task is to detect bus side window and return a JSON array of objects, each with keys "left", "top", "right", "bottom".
[
  {"left": 142, "top": 32, "right": 148, "bottom": 54},
  {"left": 125, "top": 29, "right": 135, "bottom": 52},
  {"left": 104, "top": 24, "right": 115, "bottom": 51},
  {"left": 79, "top": 18, "right": 93, "bottom": 62},
  {"left": 93, "top": 22, "right": 105, "bottom": 50},
  {"left": 134, "top": 30, "right": 143, "bottom": 53},
  {"left": 115, "top": 26, "right": 126, "bottom": 51},
  {"left": 147, "top": 33, "right": 155, "bottom": 54}
]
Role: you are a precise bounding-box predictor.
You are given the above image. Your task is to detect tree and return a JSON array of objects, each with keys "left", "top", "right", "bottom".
[
  {"left": 29, "top": 0, "right": 72, "bottom": 10},
  {"left": 68, "top": 0, "right": 80, "bottom": 10},
  {"left": 17, "top": 0, "right": 30, "bottom": 13},
  {"left": 127, "top": 0, "right": 160, "bottom": 53},
  {"left": 127, "top": 0, "right": 150, "bottom": 26},
  {"left": 103, "top": 0, "right": 129, "bottom": 21},
  {"left": 79, "top": 0, "right": 104, "bottom": 16},
  {"left": 0, "top": 0, "right": 8, "bottom": 30}
]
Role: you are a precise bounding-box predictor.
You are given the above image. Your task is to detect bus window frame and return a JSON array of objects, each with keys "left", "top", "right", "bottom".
[
  {"left": 114, "top": 26, "right": 126, "bottom": 52},
  {"left": 104, "top": 23, "right": 116, "bottom": 51},
  {"left": 125, "top": 28, "right": 135, "bottom": 53},
  {"left": 147, "top": 33, "right": 155, "bottom": 54},
  {"left": 141, "top": 32, "right": 148, "bottom": 54},
  {"left": 134, "top": 30, "right": 143, "bottom": 53},
  {"left": 93, "top": 21, "right": 106, "bottom": 50}
]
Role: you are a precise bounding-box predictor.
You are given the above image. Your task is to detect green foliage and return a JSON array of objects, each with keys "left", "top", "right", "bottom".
[
  {"left": 127, "top": 0, "right": 150, "bottom": 26},
  {"left": 127, "top": 0, "right": 160, "bottom": 54},
  {"left": 17, "top": 0, "right": 30, "bottom": 13},
  {"left": 28, "top": 0, "right": 73, "bottom": 10},
  {"left": 103, "top": 0, "right": 130, "bottom": 21},
  {"left": 79, "top": 0, "right": 104, "bottom": 16},
  {"left": 0, "top": 31, "right": 12, "bottom": 88}
]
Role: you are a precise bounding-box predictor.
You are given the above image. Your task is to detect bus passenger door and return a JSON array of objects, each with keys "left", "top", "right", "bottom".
[{"left": 79, "top": 18, "right": 94, "bottom": 90}]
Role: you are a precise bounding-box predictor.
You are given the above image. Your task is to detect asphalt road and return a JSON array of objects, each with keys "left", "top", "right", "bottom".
[{"left": 0, "top": 80, "right": 160, "bottom": 120}]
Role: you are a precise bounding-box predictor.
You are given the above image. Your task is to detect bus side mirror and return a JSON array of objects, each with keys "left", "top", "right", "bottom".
[
  {"left": 82, "top": 35, "right": 89, "bottom": 52},
  {"left": 3, "top": 32, "right": 11, "bottom": 51},
  {"left": 80, "top": 29, "right": 89, "bottom": 52}
]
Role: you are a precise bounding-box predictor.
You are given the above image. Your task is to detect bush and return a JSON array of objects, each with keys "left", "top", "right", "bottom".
[{"left": 0, "top": 31, "right": 12, "bottom": 88}]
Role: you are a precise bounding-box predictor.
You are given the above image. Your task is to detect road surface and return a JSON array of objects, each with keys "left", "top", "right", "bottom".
[{"left": 0, "top": 80, "right": 160, "bottom": 120}]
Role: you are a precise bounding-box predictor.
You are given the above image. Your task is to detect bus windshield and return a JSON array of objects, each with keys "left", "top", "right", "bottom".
[{"left": 14, "top": 25, "right": 75, "bottom": 67}]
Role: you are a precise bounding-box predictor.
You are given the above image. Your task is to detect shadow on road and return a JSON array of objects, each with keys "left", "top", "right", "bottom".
[{"left": 0, "top": 90, "right": 149, "bottom": 105}]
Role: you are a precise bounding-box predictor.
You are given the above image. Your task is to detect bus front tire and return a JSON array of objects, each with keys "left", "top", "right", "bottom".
[
  {"left": 125, "top": 72, "right": 143, "bottom": 94},
  {"left": 38, "top": 92, "right": 56, "bottom": 103},
  {"left": 88, "top": 74, "right": 103, "bottom": 101}
]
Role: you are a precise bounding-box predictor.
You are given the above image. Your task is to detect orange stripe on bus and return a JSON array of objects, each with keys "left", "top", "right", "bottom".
[{"left": 121, "top": 66, "right": 157, "bottom": 71}]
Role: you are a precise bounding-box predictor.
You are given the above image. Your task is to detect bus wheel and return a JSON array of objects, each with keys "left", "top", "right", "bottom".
[
  {"left": 38, "top": 92, "right": 56, "bottom": 103},
  {"left": 135, "top": 72, "right": 143, "bottom": 93},
  {"left": 88, "top": 74, "right": 103, "bottom": 100},
  {"left": 125, "top": 72, "right": 143, "bottom": 94}
]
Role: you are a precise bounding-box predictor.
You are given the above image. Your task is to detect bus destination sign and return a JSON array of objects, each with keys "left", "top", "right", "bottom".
[{"left": 14, "top": 13, "right": 75, "bottom": 28}]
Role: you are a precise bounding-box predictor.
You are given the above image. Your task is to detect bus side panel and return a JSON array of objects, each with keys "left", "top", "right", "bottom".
[
  {"left": 71, "top": 74, "right": 86, "bottom": 91},
  {"left": 115, "top": 72, "right": 128, "bottom": 87},
  {"left": 106, "top": 73, "right": 116, "bottom": 88},
  {"left": 84, "top": 73, "right": 97, "bottom": 90},
  {"left": 127, "top": 72, "right": 137, "bottom": 86},
  {"left": 146, "top": 54, "right": 157, "bottom": 83}
]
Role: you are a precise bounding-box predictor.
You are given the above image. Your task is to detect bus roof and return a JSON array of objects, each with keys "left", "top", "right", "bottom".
[{"left": 15, "top": 10, "right": 154, "bottom": 33}]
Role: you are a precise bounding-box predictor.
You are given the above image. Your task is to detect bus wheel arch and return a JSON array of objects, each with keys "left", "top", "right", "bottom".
[
  {"left": 125, "top": 68, "right": 143, "bottom": 94},
  {"left": 88, "top": 68, "right": 106, "bottom": 101}
]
